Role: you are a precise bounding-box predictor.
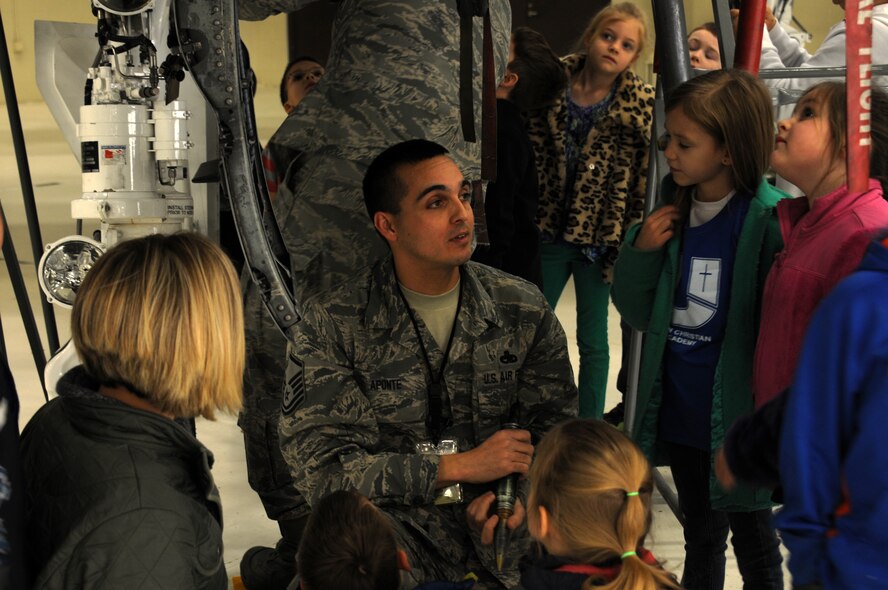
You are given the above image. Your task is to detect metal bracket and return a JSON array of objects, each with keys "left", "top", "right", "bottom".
[{"left": 172, "top": 0, "right": 301, "bottom": 341}]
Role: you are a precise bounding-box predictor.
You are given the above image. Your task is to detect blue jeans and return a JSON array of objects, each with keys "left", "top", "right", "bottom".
[
  {"left": 540, "top": 242, "right": 609, "bottom": 418},
  {"left": 666, "top": 443, "right": 784, "bottom": 590}
]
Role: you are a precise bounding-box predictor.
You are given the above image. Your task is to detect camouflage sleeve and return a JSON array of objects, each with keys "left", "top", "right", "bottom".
[
  {"left": 518, "top": 303, "right": 578, "bottom": 441},
  {"left": 237, "top": 0, "right": 320, "bottom": 21},
  {"left": 278, "top": 305, "right": 441, "bottom": 508}
]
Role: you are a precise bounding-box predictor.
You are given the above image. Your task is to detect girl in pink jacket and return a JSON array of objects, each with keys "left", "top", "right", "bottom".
[{"left": 753, "top": 82, "right": 888, "bottom": 407}]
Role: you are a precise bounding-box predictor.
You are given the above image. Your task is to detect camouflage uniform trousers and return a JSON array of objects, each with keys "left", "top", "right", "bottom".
[
  {"left": 279, "top": 258, "right": 579, "bottom": 587},
  {"left": 239, "top": 280, "right": 309, "bottom": 523}
]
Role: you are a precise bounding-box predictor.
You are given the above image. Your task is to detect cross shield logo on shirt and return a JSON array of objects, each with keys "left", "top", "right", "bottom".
[
  {"left": 282, "top": 354, "right": 306, "bottom": 415},
  {"left": 672, "top": 257, "right": 721, "bottom": 329}
]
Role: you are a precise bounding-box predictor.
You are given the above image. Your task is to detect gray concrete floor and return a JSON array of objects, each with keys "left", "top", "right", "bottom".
[{"left": 1, "top": 95, "right": 786, "bottom": 587}]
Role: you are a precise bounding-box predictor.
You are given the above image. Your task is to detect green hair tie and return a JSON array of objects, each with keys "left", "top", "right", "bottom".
[
  {"left": 621, "top": 551, "right": 637, "bottom": 560},
  {"left": 626, "top": 491, "right": 640, "bottom": 497}
]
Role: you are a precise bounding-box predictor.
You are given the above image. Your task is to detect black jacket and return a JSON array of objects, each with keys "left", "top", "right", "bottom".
[
  {"left": 723, "top": 388, "right": 788, "bottom": 499},
  {"left": 21, "top": 368, "right": 227, "bottom": 589},
  {"left": 0, "top": 358, "right": 26, "bottom": 589},
  {"left": 472, "top": 99, "right": 543, "bottom": 289}
]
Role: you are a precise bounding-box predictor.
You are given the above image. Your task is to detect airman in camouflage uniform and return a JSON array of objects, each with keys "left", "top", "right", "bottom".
[
  {"left": 236, "top": 3, "right": 512, "bottom": 586},
  {"left": 280, "top": 140, "right": 578, "bottom": 588}
]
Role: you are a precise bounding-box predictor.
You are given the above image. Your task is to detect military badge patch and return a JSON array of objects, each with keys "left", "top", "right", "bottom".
[
  {"left": 282, "top": 354, "right": 306, "bottom": 415},
  {"left": 499, "top": 350, "right": 518, "bottom": 364}
]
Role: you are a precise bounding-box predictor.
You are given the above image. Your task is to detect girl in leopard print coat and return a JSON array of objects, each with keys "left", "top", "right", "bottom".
[{"left": 526, "top": 3, "right": 654, "bottom": 418}]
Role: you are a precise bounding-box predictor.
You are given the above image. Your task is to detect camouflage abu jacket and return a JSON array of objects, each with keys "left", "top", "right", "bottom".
[
  {"left": 526, "top": 54, "right": 654, "bottom": 283},
  {"left": 240, "top": 0, "right": 512, "bottom": 301},
  {"left": 279, "top": 257, "right": 577, "bottom": 578}
]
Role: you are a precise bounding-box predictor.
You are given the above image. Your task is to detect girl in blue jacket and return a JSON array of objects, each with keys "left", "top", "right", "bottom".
[
  {"left": 775, "top": 234, "right": 888, "bottom": 589},
  {"left": 611, "top": 69, "right": 786, "bottom": 590}
]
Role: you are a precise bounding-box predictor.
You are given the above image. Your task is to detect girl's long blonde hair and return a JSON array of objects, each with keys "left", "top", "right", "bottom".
[
  {"left": 528, "top": 420, "right": 680, "bottom": 590},
  {"left": 574, "top": 3, "right": 648, "bottom": 58}
]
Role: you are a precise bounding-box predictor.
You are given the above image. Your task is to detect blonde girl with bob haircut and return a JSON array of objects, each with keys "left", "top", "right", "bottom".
[
  {"left": 528, "top": 2, "right": 655, "bottom": 420},
  {"left": 73, "top": 231, "right": 243, "bottom": 418},
  {"left": 612, "top": 69, "right": 786, "bottom": 590},
  {"left": 22, "top": 232, "right": 243, "bottom": 589},
  {"left": 521, "top": 419, "right": 680, "bottom": 590}
]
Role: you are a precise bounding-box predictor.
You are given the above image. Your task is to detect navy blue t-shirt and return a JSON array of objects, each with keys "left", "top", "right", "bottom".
[{"left": 659, "top": 197, "right": 749, "bottom": 450}]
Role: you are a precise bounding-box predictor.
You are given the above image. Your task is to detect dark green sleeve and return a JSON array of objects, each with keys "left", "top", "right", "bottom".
[{"left": 611, "top": 223, "right": 670, "bottom": 332}]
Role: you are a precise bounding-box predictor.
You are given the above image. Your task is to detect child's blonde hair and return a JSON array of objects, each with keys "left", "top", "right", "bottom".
[
  {"left": 528, "top": 420, "right": 680, "bottom": 590},
  {"left": 72, "top": 232, "right": 244, "bottom": 419},
  {"left": 574, "top": 3, "right": 648, "bottom": 57}
]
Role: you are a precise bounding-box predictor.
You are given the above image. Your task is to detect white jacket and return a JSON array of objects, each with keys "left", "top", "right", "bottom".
[{"left": 760, "top": 3, "right": 888, "bottom": 95}]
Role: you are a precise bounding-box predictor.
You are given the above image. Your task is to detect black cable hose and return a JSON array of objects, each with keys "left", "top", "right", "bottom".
[
  {"left": 774, "top": 0, "right": 788, "bottom": 21},
  {"left": 0, "top": 9, "right": 60, "bottom": 356},
  {"left": 0, "top": 202, "right": 48, "bottom": 400},
  {"left": 84, "top": 47, "right": 104, "bottom": 107},
  {"left": 0, "top": 314, "right": 7, "bottom": 377}
]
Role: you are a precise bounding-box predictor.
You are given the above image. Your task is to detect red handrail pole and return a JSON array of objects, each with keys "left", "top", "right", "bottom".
[
  {"left": 845, "top": 0, "right": 873, "bottom": 194},
  {"left": 734, "top": 0, "right": 766, "bottom": 73}
]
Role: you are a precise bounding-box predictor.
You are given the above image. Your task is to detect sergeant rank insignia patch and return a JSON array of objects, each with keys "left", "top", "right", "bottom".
[{"left": 282, "top": 354, "right": 306, "bottom": 415}]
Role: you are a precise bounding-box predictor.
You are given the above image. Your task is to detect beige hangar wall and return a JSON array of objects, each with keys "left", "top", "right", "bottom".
[{"left": 0, "top": 1, "right": 855, "bottom": 105}]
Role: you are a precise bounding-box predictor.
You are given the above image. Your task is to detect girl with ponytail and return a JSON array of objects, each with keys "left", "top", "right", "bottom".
[{"left": 521, "top": 419, "right": 680, "bottom": 590}]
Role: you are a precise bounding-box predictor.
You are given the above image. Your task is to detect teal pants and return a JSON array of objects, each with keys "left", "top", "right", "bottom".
[{"left": 541, "top": 241, "right": 610, "bottom": 418}]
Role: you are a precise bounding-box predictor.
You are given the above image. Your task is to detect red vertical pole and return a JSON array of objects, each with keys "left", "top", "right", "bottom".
[
  {"left": 845, "top": 0, "right": 873, "bottom": 194},
  {"left": 734, "top": 0, "right": 766, "bottom": 73}
]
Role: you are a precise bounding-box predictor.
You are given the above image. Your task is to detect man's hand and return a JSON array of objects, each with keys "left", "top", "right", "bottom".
[
  {"left": 466, "top": 492, "right": 526, "bottom": 545},
  {"left": 437, "top": 428, "right": 533, "bottom": 487},
  {"left": 765, "top": 6, "right": 777, "bottom": 30},
  {"left": 715, "top": 447, "right": 737, "bottom": 491},
  {"left": 634, "top": 205, "right": 680, "bottom": 251}
]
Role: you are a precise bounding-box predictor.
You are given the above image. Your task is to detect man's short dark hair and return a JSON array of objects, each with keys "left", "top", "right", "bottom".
[
  {"left": 297, "top": 490, "right": 400, "bottom": 590},
  {"left": 508, "top": 27, "right": 567, "bottom": 112},
  {"left": 362, "top": 139, "right": 450, "bottom": 219},
  {"left": 278, "top": 55, "right": 322, "bottom": 105}
]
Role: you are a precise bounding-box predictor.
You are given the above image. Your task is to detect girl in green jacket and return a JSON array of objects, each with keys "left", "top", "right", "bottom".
[{"left": 611, "top": 70, "right": 786, "bottom": 590}]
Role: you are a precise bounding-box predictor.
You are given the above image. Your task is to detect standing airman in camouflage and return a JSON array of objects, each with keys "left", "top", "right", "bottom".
[
  {"left": 280, "top": 140, "right": 578, "bottom": 588},
  {"left": 236, "top": 2, "right": 512, "bottom": 587}
]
